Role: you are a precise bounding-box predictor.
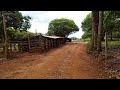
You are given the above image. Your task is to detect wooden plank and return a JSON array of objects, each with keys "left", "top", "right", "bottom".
[{"left": 10, "top": 41, "right": 28, "bottom": 43}]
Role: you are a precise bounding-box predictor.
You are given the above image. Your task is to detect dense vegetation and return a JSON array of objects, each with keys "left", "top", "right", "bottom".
[
  {"left": 0, "top": 11, "right": 35, "bottom": 59},
  {"left": 0, "top": 11, "right": 34, "bottom": 41},
  {"left": 47, "top": 18, "right": 79, "bottom": 37},
  {"left": 81, "top": 11, "right": 120, "bottom": 68},
  {"left": 81, "top": 11, "right": 120, "bottom": 41}
]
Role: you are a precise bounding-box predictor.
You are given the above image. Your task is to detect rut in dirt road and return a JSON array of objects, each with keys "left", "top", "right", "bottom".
[{"left": 0, "top": 41, "right": 109, "bottom": 79}]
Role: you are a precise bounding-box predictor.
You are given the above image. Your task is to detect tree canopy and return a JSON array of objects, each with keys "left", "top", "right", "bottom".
[
  {"left": 81, "top": 11, "right": 120, "bottom": 40},
  {"left": 81, "top": 12, "right": 92, "bottom": 39},
  {"left": 47, "top": 18, "right": 79, "bottom": 37},
  {"left": 0, "top": 11, "right": 32, "bottom": 40},
  {"left": 0, "top": 11, "right": 32, "bottom": 30}
]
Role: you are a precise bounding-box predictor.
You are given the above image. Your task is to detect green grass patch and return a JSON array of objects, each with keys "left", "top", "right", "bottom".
[
  {"left": 81, "top": 38, "right": 90, "bottom": 42},
  {"left": 102, "top": 40, "right": 120, "bottom": 48}
]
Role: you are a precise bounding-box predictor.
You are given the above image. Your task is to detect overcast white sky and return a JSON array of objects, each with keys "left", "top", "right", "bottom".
[{"left": 19, "top": 11, "right": 91, "bottom": 38}]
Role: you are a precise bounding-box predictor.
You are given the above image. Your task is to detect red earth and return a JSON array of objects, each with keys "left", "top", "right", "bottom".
[{"left": 0, "top": 41, "right": 110, "bottom": 79}]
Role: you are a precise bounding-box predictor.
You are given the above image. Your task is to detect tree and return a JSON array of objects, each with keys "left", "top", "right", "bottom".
[
  {"left": 97, "top": 11, "right": 103, "bottom": 53},
  {"left": 5, "top": 11, "right": 23, "bottom": 29},
  {"left": 81, "top": 11, "right": 99, "bottom": 50},
  {"left": 0, "top": 11, "right": 32, "bottom": 59},
  {"left": 0, "top": 11, "right": 32, "bottom": 41},
  {"left": 0, "top": 11, "right": 9, "bottom": 59},
  {"left": 92, "top": 11, "right": 99, "bottom": 50},
  {"left": 47, "top": 18, "right": 79, "bottom": 37},
  {"left": 81, "top": 12, "right": 92, "bottom": 33},
  {"left": 81, "top": 12, "right": 92, "bottom": 39},
  {"left": 0, "top": 11, "right": 32, "bottom": 33},
  {"left": 82, "top": 11, "right": 120, "bottom": 41},
  {"left": 81, "top": 11, "right": 120, "bottom": 54},
  {"left": 104, "top": 11, "right": 120, "bottom": 40},
  {"left": 82, "top": 31, "right": 91, "bottom": 40},
  {"left": 14, "top": 30, "right": 35, "bottom": 40},
  {"left": 20, "top": 16, "right": 32, "bottom": 31}
]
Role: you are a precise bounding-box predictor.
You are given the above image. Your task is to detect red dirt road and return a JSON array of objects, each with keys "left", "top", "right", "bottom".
[{"left": 0, "top": 41, "right": 109, "bottom": 79}]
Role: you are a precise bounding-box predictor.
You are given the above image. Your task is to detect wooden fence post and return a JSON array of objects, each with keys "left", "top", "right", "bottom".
[
  {"left": 10, "top": 43, "right": 12, "bottom": 52},
  {"left": 50, "top": 39, "right": 52, "bottom": 48},
  {"left": 38, "top": 35, "right": 41, "bottom": 48},
  {"left": 28, "top": 34, "right": 30, "bottom": 52}
]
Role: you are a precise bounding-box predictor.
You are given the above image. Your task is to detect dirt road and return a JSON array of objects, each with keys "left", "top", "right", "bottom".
[{"left": 0, "top": 41, "right": 109, "bottom": 79}]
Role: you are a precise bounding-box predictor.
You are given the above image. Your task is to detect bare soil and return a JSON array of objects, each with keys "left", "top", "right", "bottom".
[
  {"left": 0, "top": 41, "right": 110, "bottom": 79},
  {"left": 104, "top": 48, "right": 120, "bottom": 79}
]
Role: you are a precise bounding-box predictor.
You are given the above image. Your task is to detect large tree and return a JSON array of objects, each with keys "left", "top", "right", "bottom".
[
  {"left": 0, "top": 11, "right": 32, "bottom": 39},
  {"left": 92, "top": 11, "right": 99, "bottom": 50},
  {"left": 82, "top": 11, "right": 120, "bottom": 41},
  {"left": 0, "top": 11, "right": 32, "bottom": 59},
  {"left": 81, "top": 11, "right": 120, "bottom": 54},
  {"left": 47, "top": 18, "right": 79, "bottom": 37},
  {"left": 104, "top": 11, "right": 120, "bottom": 40},
  {"left": 0, "top": 11, "right": 10, "bottom": 59},
  {"left": 97, "top": 11, "right": 104, "bottom": 53},
  {"left": 81, "top": 12, "right": 92, "bottom": 39},
  {"left": 81, "top": 12, "right": 92, "bottom": 34},
  {"left": 20, "top": 16, "right": 32, "bottom": 31}
]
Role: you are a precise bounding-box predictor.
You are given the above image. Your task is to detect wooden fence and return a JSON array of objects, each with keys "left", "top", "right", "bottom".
[{"left": 9, "top": 34, "right": 65, "bottom": 53}]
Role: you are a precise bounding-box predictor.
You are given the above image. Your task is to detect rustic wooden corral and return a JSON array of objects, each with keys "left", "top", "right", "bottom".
[
  {"left": 0, "top": 34, "right": 66, "bottom": 54},
  {"left": 8, "top": 34, "right": 65, "bottom": 53}
]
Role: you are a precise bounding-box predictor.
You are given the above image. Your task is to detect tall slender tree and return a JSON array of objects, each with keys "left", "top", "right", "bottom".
[
  {"left": 1, "top": 11, "right": 8, "bottom": 59},
  {"left": 97, "top": 11, "right": 104, "bottom": 53},
  {"left": 92, "top": 11, "right": 99, "bottom": 50}
]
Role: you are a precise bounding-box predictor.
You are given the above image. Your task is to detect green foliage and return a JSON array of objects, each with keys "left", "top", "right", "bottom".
[
  {"left": 0, "top": 11, "right": 23, "bottom": 29},
  {"left": 81, "top": 12, "right": 92, "bottom": 39},
  {"left": 0, "top": 11, "right": 32, "bottom": 32},
  {"left": 21, "top": 16, "right": 32, "bottom": 31},
  {"left": 7, "top": 27, "right": 17, "bottom": 39},
  {"left": 81, "top": 11, "right": 120, "bottom": 40},
  {"left": 0, "top": 11, "right": 32, "bottom": 41},
  {"left": 81, "top": 12, "right": 92, "bottom": 32},
  {"left": 112, "top": 31, "right": 120, "bottom": 38},
  {"left": 14, "top": 31, "right": 35, "bottom": 40},
  {"left": 7, "top": 27, "right": 35, "bottom": 40},
  {"left": 102, "top": 40, "right": 120, "bottom": 48},
  {"left": 82, "top": 31, "right": 91, "bottom": 39},
  {"left": 47, "top": 18, "right": 79, "bottom": 37},
  {"left": 82, "top": 38, "right": 90, "bottom": 42},
  {"left": 104, "top": 11, "right": 120, "bottom": 33}
]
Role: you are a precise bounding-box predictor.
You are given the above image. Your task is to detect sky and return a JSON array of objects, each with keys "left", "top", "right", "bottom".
[{"left": 19, "top": 11, "right": 91, "bottom": 38}]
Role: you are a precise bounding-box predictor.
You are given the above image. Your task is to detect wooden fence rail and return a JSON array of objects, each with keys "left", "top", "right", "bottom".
[{"left": 7, "top": 34, "right": 66, "bottom": 53}]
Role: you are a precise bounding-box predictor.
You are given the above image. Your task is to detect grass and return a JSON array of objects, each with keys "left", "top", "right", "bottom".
[
  {"left": 81, "top": 38, "right": 90, "bottom": 42},
  {"left": 102, "top": 40, "right": 120, "bottom": 48},
  {"left": 81, "top": 38, "right": 120, "bottom": 48}
]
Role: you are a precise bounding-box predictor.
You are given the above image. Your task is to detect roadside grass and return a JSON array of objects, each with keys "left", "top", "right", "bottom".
[
  {"left": 81, "top": 38, "right": 90, "bottom": 42},
  {"left": 102, "top": 40, "right": 120, "bottom": 48}
]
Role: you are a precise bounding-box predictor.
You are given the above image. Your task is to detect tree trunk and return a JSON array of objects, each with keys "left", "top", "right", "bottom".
[
  {"left": 97, "top": 11, "right": 103, "bottom": 53},
  {"left": 10, "top": 43, "right": 12, "bottom": 52},
  {"left": 101, "top": 25, "right": 104, "bottom": 41},
  {"left": 110, "top": 32, "right": 113, "bottom": 41},
  {"left": 91, "top": 12, "right": 94, "bottom": 49},
  {"left": 92, "top": 11, "right": 99, "bottom": 50},
  {"left": 2, "top": 12, "right": 8, "bottom": 59}
]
